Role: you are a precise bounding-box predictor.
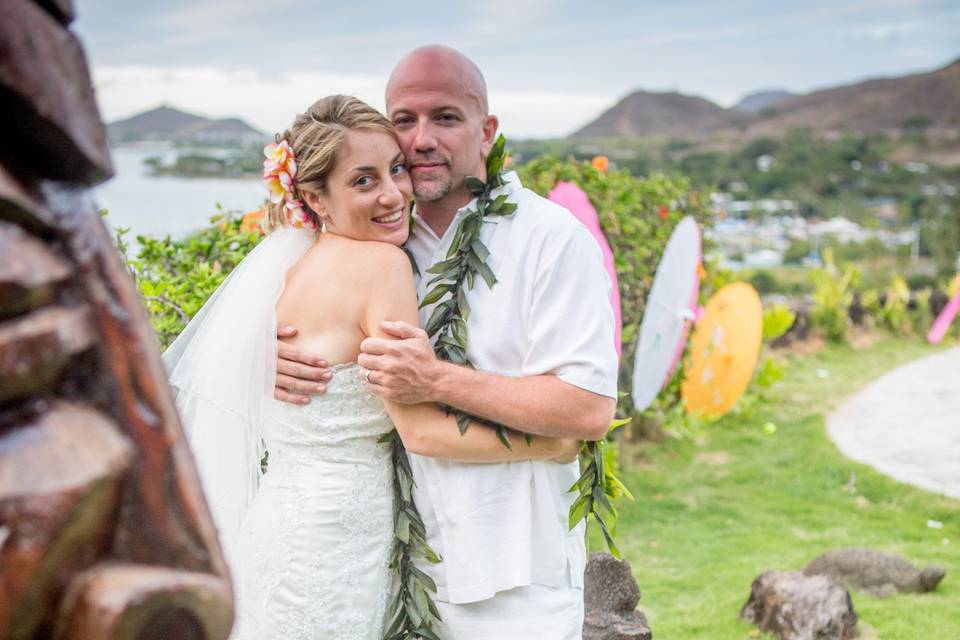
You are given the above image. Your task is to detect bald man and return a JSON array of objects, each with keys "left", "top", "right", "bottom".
[{"left": 276, "top": 46, "right": 618, "bottom": 639}]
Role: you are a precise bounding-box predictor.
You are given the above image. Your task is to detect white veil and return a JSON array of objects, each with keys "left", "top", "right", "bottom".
[{"left": 162, "top": 226, "right": 315, "bottom": 563}]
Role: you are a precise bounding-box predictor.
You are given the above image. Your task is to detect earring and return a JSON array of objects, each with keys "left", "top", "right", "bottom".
[{"left": 320, "top": 218, "right": 327, "bottom": 233}]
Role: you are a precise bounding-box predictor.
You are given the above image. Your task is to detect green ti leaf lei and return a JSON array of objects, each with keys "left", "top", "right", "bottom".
[
  {"left": 380, "top": 135, "right": 515, "bottom": 640},
  {"left": 567, "top": 418, "right": 635, "bottom": 558},
  {"left": 381, "top": 430, "right": 443, "bottom": 640},
  {"left": 419, "top": 133, "right": 518, "bottom": 448}
]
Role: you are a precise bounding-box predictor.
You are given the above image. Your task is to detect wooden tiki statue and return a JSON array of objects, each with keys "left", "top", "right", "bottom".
[{"left": 0, "top": 1, "right": 234, "bottom": 638}]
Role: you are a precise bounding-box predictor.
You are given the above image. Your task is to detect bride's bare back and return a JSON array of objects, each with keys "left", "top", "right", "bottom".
[{"left": 276, "top": 233, "right": 417, "bottom": 367}]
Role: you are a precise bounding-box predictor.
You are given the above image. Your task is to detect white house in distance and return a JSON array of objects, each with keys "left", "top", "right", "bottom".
[{"left": 708, "top": 192, "right": 916, "bottom": 269}]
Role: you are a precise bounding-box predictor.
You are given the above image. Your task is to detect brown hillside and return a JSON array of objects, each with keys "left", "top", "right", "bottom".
[
  {"left": 740, "top": 58, "right": 960, "bottom": 136},
  {"left": 108, "top": 106, "right": 266, "bottom": 143},
  {"left": 571, "top": 90, "right": 741, "bottom": 138},
  {"left": 572, "top": 58, "right": 960, "bottom": 140}
]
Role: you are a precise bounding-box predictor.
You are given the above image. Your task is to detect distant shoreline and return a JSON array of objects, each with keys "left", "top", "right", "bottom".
[{"left": 110, "top": 142, "right": 263, "bottom": 181}]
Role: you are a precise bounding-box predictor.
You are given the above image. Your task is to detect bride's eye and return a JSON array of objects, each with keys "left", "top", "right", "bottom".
[
  {"left": 355, "top": 175, "right": 373, "bottom": 187},
  {"left": 391, "top": 163, "right": 406, "bottom": 175}
]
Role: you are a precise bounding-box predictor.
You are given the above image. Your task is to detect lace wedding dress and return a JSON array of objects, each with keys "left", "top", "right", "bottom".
[
  {"left": 231, "top": 363, "right": 394, "bottom": 640},
  {"left": 162, "top": 229, "right": 396, "bottom": 640}
]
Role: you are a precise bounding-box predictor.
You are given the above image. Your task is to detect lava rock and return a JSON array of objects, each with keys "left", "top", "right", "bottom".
[
  {"left": 804, "top": 548, "right": 945, "bottom": 597},
  {"left": 740, "top": 570, "right": 857, "bottom": 640},
  {"left": 583, "top": 552, "right": 652, "bottom": 640}
]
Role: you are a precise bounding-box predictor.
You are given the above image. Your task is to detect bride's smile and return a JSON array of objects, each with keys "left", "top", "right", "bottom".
[
  {"left": 301, "top": 128, "right": 413, "bottom": 247},
  {"left": 371, "top": 208, "right": 405, "bottom": 226}
]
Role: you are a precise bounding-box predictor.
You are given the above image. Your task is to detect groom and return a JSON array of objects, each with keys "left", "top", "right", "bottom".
[{"left": 276, "top": 45, "right": 618, "bottom": 639}]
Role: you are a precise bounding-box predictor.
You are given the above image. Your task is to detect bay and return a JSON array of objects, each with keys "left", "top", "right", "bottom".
[{"left": 95, "top": 145, "right": 267, "bottom": 244}]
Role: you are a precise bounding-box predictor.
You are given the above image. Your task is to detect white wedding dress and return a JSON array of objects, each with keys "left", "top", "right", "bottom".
[
  {"left": 231, "top": 363, "right": 394, "bottom": 640},
  {"left": 162, "top": 228, "right": 396, "bottom": 640}
]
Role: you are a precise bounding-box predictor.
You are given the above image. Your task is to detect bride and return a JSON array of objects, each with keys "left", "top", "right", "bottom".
[{"left": 162, "top": 95, "right": 577, "bottom": 640}]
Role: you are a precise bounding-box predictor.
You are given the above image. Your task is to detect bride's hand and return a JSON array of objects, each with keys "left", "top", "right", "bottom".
[{"left": 275, "top": 323, "right": 332, "bottom": 404}]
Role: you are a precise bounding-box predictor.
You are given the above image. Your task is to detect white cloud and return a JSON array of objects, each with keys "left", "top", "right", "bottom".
[
  {"left": 90, "top": 64, "right": 615, "bottom": 139},
  {"left": 844, "top": 21, "right": 923, "bottom": 40},
  {"left": 159, "top": 0, "right": 300, "bottom": 29},
  {"left": 92, "top": 66, "right": 387, "bottom": 135},
  {"left": 490, "top": 90, "right": 615, "bottom": 138},
  {"left": 471, "top": 0, "right": 553, "bottom": 32}
]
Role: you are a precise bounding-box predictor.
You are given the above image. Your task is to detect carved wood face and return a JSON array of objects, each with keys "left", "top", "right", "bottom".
[{"left": 0, "top": 1, "right": 233, "bottom": 638}]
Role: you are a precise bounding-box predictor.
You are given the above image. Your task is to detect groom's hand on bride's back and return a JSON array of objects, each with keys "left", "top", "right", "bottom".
[{"left": 275, "top": 323, "right": 333, "bottom": 404}]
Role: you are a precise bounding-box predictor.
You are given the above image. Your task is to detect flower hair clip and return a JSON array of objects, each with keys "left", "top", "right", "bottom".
[{"left": 263, "top": 139, "right": 315, "bottom": 229}]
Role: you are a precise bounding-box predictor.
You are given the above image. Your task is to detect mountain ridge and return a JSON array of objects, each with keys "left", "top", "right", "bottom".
[
  {"left": 108, "top": 105, "right": 267, "bottom": 144},
  {"left": 733, "top": 90, "right": 796, "bottom": 113},
  {"left": 572, "top": 58, "right": 960, "bottom": 139}
]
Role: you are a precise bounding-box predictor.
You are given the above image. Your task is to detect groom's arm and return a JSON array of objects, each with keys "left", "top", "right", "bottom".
[
  {"left": 358, "top": 321, "right": 614, "bottom": 440},
  {"left": 360, "top": 223, "right": 619, "bottom": 440}
]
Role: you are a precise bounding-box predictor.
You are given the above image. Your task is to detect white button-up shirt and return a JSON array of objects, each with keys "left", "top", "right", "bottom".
[{"left": 405, "top": 171, "right": 618, "bottom": 604}]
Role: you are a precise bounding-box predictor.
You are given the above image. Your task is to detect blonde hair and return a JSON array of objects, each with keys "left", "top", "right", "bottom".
[{"left": 265, "top": 95, "right": 398, "bottom": 232}]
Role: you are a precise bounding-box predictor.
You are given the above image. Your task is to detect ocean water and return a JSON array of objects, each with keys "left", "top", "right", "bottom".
[{"left": 94, "top": 145, "right": 267, "bottom": 243}]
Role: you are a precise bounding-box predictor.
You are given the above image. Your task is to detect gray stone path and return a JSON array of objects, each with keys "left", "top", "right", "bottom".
[{"left": 827, "top": 346, "right": 960, "bottom": 499}]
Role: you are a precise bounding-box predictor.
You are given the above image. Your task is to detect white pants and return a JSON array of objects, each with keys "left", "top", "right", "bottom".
[{"left": 435, "top": 584, "right": 584, "bottom": 640}]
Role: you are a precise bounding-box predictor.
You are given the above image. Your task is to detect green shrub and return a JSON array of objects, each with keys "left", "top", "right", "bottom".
[
  {"left": 115, "top": 207, "right": 264, "bottom": 348},
  {"left": 810, "top": 249, "right": 858, "bottom": 342},
  {"left": 910, "top": 288, "right": 933, "bottom": 335},
  {"left": 748, "top": 270, "right": 778, "bottom": 294},
  {"left": 873, "top": 274, "right": 911, "bottom": 335},
  {"left": 762, "top": 304, "right": 797, "bottom": 341}
]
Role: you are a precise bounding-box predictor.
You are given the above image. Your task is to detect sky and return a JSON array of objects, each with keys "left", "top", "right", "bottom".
[{"left": 74, "top": 0, "right": 960, "bottom": 139}]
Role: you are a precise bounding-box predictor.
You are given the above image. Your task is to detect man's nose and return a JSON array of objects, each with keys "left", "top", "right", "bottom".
[{"left": 412, "top": 120, "right": 438, "bottom": 152}]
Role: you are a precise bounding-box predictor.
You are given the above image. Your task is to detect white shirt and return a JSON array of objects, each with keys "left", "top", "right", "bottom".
[{"left": 405, "top": 171, "right": 618, "bottom": 604}]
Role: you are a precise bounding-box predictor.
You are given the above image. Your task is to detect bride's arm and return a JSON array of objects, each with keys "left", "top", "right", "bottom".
[
  {"left": 361, "top": 243, "right": 578, "bottom": 464},
  {"left": 386, "top": 401, "right": 579, "bottom": 463}
]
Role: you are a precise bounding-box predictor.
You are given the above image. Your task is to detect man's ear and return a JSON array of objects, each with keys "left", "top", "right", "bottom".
[{"left": 479, "top": 114, "right": 499, "bottom": 158}]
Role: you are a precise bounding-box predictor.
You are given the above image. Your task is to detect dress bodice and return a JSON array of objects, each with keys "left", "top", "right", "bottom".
[{"left": 265, "top": 362, "right": 394, "bottom": 464}]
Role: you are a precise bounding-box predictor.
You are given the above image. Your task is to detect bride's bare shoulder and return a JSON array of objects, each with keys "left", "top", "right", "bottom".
[
  {"left": 335, "top": 237, "right": 413, "bottom": 282},
  {"left": 299, "top": 236, "right": 413, "bottom": 286}
]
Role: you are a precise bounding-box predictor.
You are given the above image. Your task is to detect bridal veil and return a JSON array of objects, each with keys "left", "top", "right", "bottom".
[{"left": 162, "top": 226, "right": 315, "bottom": 561}]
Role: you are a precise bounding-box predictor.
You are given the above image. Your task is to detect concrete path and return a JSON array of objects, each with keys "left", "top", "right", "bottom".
[{"left": 827, "top": 346, "right": 960, "bottom": 499}]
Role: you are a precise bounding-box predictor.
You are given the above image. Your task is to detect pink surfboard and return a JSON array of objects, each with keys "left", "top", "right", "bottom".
[
  {"left": 928, "top": 291, "right": 960, "bottom": 344},
  {"left": 548, "top": 181, "right": 622, "bottom": 358}
]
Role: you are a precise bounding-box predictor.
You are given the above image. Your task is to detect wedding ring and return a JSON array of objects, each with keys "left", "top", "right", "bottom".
[{"left": 364, "top": 369, "right": 373, "bottom": 384}]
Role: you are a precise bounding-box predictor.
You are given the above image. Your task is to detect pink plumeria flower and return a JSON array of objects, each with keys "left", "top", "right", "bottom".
[
  {"left": 279, "top": 171, "right": 294, "bottom": 195},
  {"left": 263, "top": 139, "right": 300, "bottom": 205},
  {"left": 264, "top": 140, "right": 294, "bottom": 166},
  {"left": 264, "top": 176, "right": 285, "bottom": 203},
  {"left": 285, "top": 200, "right": 314, "bottom": 229}
]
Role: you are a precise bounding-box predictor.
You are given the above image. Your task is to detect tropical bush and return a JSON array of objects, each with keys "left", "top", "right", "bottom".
[
  {"left": 865, "top": 274, "right": 911, "bottom": 334},
  {"left": 113, "top": 207, "right": 264, "bottom": 347},
  {"left": 805, "top": 257, "right": 957, "bottom": 343},
  {"left": 810, "top": 249, "right": 858, "bottom": 342}
]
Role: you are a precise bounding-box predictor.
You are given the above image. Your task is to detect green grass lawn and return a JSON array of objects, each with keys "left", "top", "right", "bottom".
[{"left": 604, "top": 338, "right": 958, "bottom": 639}]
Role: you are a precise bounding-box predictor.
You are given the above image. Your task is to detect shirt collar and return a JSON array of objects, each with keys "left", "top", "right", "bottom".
[{"left": 411, "top": 171, "right": 521, "bottom": 241}]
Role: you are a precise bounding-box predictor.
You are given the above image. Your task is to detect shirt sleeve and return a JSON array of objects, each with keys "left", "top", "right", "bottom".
[{"left": 522, "top": 223, "right": 619, "bottom": 398}]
